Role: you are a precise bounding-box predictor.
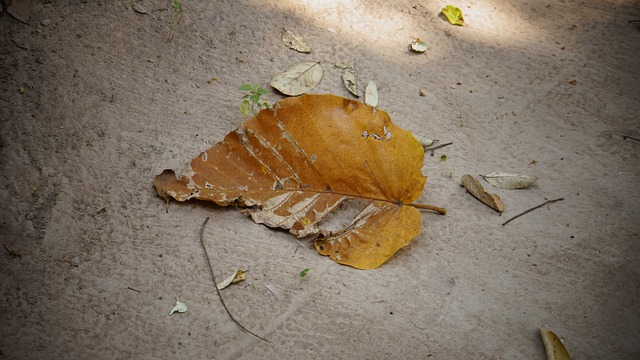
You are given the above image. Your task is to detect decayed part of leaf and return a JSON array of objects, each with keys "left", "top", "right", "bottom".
[
  {"left": 539, "top": 328, "right": 570, "bottom": 360},
  {"left": 442, "top": 5, "right": 465, "bottom": 26},
  {"left": 481, "top": 172, "right": 538, "bottom": 190},
  {"left": 169, "top": 298, "right": 188, "bottom": 315},
  {"left": 364, "top": 80, "right": 378, "bottom": 107},
  {"left": 155, "top": 94, "right": 438, "bottom": 269},
  {"left": 216, "top": 269, "right": 247, "bottom": 290},
  {"left": 270, "top": 61, "right": 323, "bottom": 96},
  {"left": 460, "top": 174, "right": 505, "bottom": 212},
  {"left": 409, "top": 39, "right": 428, "bottom": 53},
  {"left": 338, "top": 60, "right": 359, "bottom": 97},
  {"left": 281, "top": 28, "right": 311, "bottom": 53}
]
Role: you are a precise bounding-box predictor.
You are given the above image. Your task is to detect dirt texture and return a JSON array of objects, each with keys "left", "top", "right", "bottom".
[{"left": 1, "top": 1, "right": 639, "bottom": 359}]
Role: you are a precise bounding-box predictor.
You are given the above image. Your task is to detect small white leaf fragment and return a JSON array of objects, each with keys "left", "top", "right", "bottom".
[
  {"left": 270, "top": 61, "right": 323, "bottom": 96},
  {"left": 539, "top": 328, "right": 570, "bottom": 360},
  {"left": 364, "top": 80, "right": 378, "bottom": 107},
  {"left": 338, "top": 60, "right": 359, "bottom": 97},
  {"left": 216, "top": 268, "right": 247, "bottom": 290},
  {"left": 412, "top": 133, "right": 437, "bottom": 148},
  {"left": 409, "top": 39, "right": 428, "bottom": 53},
  {"left": 169, "top": 298, "right": 188, "bottom": 315},
  {"left": 481, "top": 172, "right": 538, "bottom": 190},
  {"left": 281, "top": 28, "right": 311, "bottom": 53}
]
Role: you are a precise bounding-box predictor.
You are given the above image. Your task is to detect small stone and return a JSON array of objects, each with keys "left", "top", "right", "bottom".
[
  {"left": 41, "top": 19, "right": 51, "bottom": 26},
  {"left": 25, "top": 212, "right": 35, "bottom": 220}
]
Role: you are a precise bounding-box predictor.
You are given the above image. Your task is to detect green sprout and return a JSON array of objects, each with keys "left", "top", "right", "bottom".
[
  {"left": 171, "top": 0, "right": 183, "bottom": 13},
  {"left": 299, "top": 268, "right": 309, "bottom": 278},
  {"left": 239, "top": 84, "right": 270, "bottom": 116}
]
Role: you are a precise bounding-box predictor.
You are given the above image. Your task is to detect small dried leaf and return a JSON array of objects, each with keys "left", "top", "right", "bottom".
[
  {"left": 340, "top": 60, "right": 359, "bottom": 97},
  {"left": 481, "top": 172, "right": 538, "bottom": 190},
  {"left": 412, "top": 133, "right": 437, "bottom": 148},
  {"left": 169, "top": 298, "right": 188, "bottom": 315},
  {"left": 410, "top": 39, "right": 428, "bottom": 53},
  {"left": 6, "top": 0, "right": 31, "bottom": 23},
  {"left": 442, "top": 5, "right": 465, "bottom": 26},
  {"left": 281, "top": 28, "right": 312, "bottom": 53},
  {"left": 132, "top": 3, "right": 147, "bottom": 14},
  {"left": 270, "top": 61, "right": 323, "bottom": 96},
  {"left": 460, "top": 174, "right": 505, "bottom": 212},
  {"left": 364, "top": 80, "right": 378, "bottom": 107},
  {"left": 539, "top": 328, "right": 570, "bottom": 360},
  {"left": 216, "top": 269, "right": 247, "bottom": 290},
  {"left": 153, "top": 169, "right": 179, "bottom": 212}
]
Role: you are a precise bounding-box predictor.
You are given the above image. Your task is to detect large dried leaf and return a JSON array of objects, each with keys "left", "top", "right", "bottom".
[
  {"left": 481, "top": 172, "right": 538, "bottom": 189},
  {"left": 460, "top": 174, "right": 505, "bottom": 212},
  {"left": 270, "top": 61, "right": 323, "bottom": 96},
  {"left": 156, "top": 94, "right": 434, "bottom": 269}
]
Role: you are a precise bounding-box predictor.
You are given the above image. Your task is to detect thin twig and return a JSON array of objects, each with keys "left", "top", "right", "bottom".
[
  {"left": 199, "top": 217, "right": 269, "bottom": 343},
  {"left": 502, "top": 198, "right": 564, "bottom": 226},
  {"left": 127, "top": 287, "right": 142, "bottom": 293},
  {"left": 426, "top": 142, "right": 453, "bottom": 156},
  {"left": 623, "top": 135, "right": 640, "bottom": 142}
]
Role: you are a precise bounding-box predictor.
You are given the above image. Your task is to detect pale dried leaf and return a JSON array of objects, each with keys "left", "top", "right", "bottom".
[
  {"left": 539, "top": 328, "right": 570, "bottom": 360},
  {"left": 364, "top": 80, "right": 378, "bottom": 107},
  {"left": 270, "top": 61, "right": 323, "bottom": 96},
  {"left": 460, "top": 174, "right": 505, "bottom": 212},
  {"left": 216, "top": 269, "right": 247, "bottom": 290},
  {"left": 281, "top": 28, "right": 311, "bottom": 53},
  {"left": 410, "top": 39, "right": 428, "bottom": 53},
  {"left": 169, "top": 298, "right": 187, "bottom": 315},
  {"left": 481, "top": 172, "right": 538, "bottom": 189},
  {"left": 412, "top": 133, "right": 437, "bottom": 148},
  {"left": 340, "top": 60, "right": 359, "bottom": 97}
]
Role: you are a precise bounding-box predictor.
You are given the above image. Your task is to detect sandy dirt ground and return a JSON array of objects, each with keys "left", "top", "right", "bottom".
[{"left": 1, "top": 0, "right": 639, "bottom": 359}]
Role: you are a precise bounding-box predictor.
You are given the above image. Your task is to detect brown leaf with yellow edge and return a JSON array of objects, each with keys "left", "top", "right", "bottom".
[
  {"left": 155, "top": 94, "right": 445, "bottom": 269},
  {"left": 539, "top": 328, "right": 570, "bottom": 360},
  {"left": 460, "top": 174, "right": 505, "bottom": 212}
]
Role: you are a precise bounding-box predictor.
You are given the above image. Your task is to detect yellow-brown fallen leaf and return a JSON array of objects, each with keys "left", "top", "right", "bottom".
[
  {"left": 155, "top": 94, "right": 445, "bottom": 269},
  {"left": 216, "top": 269, "right": 247, "bottom": 290},
  {"left": 539, "top": 328, "right": 570, "bottom": 360},
  {"left": 460, "top": 174, "right": 505, "bottom": 212},
  {"left": 442, "top": 5, "right": 465, "bottom": 26}
]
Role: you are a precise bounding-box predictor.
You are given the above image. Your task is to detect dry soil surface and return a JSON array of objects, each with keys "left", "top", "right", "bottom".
[{"left": 1, "top": 0, "right": 639, "bottom": 359}]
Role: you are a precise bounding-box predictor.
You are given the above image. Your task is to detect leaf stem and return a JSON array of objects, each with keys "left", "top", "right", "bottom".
[
  {"left": 199, "top": 217, "right": 269, "bottom": 343},
  {"left": 410, "top": 203, "right": 447, "bottom": 215},
  {"left": 501, "top": 197, "right": 564, "bottom": 226}
]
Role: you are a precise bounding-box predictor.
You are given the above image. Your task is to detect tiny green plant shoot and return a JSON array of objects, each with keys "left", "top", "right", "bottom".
[
  {"left": 239, "top": 84, "right": 270, "bottom": 116},
  {"left": 299, "top": 268, "right": 309, "bottom": 278},
  {"left": 171, "top": 0, "right": 183, "bottom": 13}
]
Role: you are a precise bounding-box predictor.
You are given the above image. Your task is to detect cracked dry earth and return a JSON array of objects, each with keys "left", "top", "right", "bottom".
[{"left": 1, "top": 0, "right": 639, "bottom": 359}]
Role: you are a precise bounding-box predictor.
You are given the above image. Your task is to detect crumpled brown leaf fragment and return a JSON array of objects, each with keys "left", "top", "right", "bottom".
[{"left": 460, "top": 174, "right": 505, "bottom": 212}]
